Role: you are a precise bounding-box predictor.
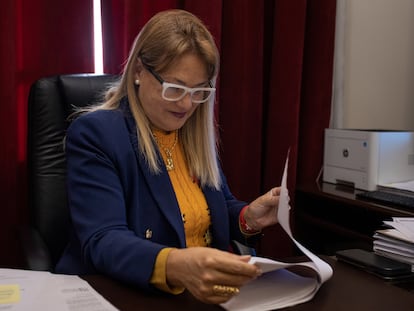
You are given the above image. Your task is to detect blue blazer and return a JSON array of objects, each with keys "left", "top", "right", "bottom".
[{"left": 56, "top": 99, "right": 254, "bottom": 292}]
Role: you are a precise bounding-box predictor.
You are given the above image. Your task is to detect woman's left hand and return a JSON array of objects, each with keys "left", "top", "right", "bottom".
[{"left": 243, "top": 187, "right": 280, "bottom": 231}]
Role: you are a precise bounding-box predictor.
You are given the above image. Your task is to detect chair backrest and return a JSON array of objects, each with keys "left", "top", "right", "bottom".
[{"left": 27, "top": 73, "right": 119, "bottom": 268}]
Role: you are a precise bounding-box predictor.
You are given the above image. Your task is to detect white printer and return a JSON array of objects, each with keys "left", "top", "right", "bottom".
[{"left": 323, "top": 129, "right": 414, "bottom": 191}]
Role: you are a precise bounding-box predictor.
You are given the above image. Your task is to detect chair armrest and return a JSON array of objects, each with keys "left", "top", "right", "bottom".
[
  {"left": 231, "top": 240, "right": 256, "bottom": 256},
  {"left": 18, "top": 226, "right": 53, "bottom": 271}
]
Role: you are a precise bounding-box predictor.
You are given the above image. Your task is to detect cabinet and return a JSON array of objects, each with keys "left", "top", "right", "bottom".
[{"left": 293, "top": 182, "right": 414, "bottom": 255}]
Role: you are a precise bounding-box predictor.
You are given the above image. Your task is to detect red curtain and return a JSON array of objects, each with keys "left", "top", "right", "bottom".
[
  {"left": 260, "top": 0, "right": 336, "bottom": 256},
  {"left": 297, "top": 1, "right": 337, "bottom": 187},
  {"left": 0, "top": 0, "right": 94, "bottom": 267},
  {"left": 101, "top": 0, "right": 224, "bottom": 74},
  {"left": 0, "top": 0, "right": 335, "bottom": 266}
]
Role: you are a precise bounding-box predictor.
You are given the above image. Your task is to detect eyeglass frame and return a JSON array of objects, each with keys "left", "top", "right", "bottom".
[{"left": 141, "top": 61, "right": 216, "bottom": 104}]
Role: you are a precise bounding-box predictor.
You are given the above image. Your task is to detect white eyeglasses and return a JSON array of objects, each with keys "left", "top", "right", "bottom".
[{"left": 143, "top": 62, "right": 216, "bottom": 104}]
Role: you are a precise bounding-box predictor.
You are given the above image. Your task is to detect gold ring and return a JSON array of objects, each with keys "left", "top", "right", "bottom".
[{"left": 212, "top": 285, "right": 240, "bottom": 297}]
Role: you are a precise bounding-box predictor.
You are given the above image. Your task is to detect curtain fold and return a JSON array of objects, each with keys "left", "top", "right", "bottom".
[
  {"left": 0, "top": 0, "right": 94, "bottom": 267},
  {"left": 218, "top": 1, "right": 265, "bottom": 202},
  {"left": 101, "top": 0, "right": 224, "bottom": 73},
  {"left": 297, "top": 0, "right": 337, "bottom": 187},
  {"left": 258, "top": 0, "right": 336, "bottom": 257},
  {"left": 102, "top": 0, "right": 180, "bottom": 74},
  {"left": 259, "top": 0, "right": 308, "bottom": 256},
  {"left": 0, "top": 0, "right": 336, "bottom": 266}
]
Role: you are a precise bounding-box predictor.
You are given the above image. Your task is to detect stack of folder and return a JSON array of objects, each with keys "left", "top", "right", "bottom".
[{"left": 373, "top": 217, "right": 414, "bottom": 271}]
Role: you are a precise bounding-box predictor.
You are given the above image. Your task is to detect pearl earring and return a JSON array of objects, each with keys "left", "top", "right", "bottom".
[{"left": 134, "top": 79, "right": 140, "bottom": 85}]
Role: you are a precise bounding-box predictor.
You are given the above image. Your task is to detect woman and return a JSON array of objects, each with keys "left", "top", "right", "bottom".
[{"left": 56, "top": 9, "right": 280, "bottom": 304}]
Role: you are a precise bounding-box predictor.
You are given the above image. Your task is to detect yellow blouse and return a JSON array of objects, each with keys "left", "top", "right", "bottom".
[{"left": 150, "top": 130, "right": 211, "bottom": 293}]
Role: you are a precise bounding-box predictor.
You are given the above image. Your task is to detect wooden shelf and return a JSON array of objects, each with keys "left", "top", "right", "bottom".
[{"left": 293, "top": 182, "right": 414, "bottom": 255}]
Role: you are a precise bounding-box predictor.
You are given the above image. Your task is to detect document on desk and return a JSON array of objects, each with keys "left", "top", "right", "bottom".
[
  {"left": 378, "top": 180, "right": 414, "bottom": 193},
  {"left": 222, "top": 153, "right": 333, "bottom": 311},
  {"left": 0, "top": 268, "right": 119, "bottom": 311},
  {"left": 373, "top": 217, "right": 414, "bottom": 268}
]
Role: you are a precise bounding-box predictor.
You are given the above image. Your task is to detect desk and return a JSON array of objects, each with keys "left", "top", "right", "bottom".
[{"left": 82, "top": 257, "right": 414, "bottom": 311}]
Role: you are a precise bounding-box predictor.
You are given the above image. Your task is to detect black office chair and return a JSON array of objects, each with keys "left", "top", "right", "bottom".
[{"left": 20, "top": 73, "right": 119, "bottom": 271}]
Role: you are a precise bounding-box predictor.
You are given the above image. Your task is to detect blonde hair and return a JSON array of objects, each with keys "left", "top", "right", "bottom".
[{"left": 81, "top": 9, "right": 221, "bottom": 189}]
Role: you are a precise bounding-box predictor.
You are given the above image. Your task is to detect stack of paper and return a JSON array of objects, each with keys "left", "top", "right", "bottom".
[
  {"left": 221, "top": 154, "right": 333, "bottom": 311},
  {"left": 0, "top": 268, "right": 119, "bottom": 311},
  {"left": 373, "top": 217, "right": 414, "bottom": 271}
]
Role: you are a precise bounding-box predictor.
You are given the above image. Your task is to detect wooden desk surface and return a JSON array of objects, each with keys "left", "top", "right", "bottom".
[
  {"left": 83, "top": 257, "right": 414, "bottom": 311},
  {"left": 298, "top": 182, "right": 414, "bottom": 216}
]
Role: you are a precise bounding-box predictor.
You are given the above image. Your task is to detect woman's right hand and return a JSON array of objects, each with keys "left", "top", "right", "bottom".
[{"left": 166, "top": 247, "right": 262, "bottom": 304}]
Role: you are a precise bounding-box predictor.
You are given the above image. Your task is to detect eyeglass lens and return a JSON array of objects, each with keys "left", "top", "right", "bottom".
[{"left": 164, "top": 86, "right": 212, "bottom": 102}]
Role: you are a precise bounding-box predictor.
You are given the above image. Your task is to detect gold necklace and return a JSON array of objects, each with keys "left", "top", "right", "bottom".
[{"left": 153, "top": 130, "right": 178, "bottom": 171}]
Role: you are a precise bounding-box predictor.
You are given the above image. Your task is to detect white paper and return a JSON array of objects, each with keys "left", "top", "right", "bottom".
[
  {"left": 222, "top": 153, "right": 333, "bottom": 311},
  {"left": 383, "top": 218, "right": 414, "bottom": 242},
  {"left": 378, "top": 180, "right": 414, "bottom": 193},
  {"left": 0, "top": 268, "right": 119, "bottom": 311},
  {"left": 373, "top": 219, "right": 414, "bottom": 270},
  {"left": 374, "top": 229, "right": 414, "bottom": 246}
]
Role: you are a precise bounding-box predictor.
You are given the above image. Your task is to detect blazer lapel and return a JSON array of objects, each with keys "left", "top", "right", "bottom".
[
  {"left": 140, "top": 160, "right": 187, "bottom": 247},
  {"left": 122, "top": 100, "right": 186, "bottom": 247}
]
